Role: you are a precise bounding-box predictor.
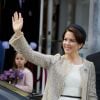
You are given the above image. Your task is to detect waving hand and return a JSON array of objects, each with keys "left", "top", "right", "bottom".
[{"left": 12, "top": 11, "right": 23, "bottom": 33}]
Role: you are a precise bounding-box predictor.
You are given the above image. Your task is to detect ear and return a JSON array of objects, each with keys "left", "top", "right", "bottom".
[{"left": 79, "top": 43, "right": 83, "bottom": 49}]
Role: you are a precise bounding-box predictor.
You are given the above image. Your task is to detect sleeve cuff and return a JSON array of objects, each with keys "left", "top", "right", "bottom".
[{"left": 9, "top": 32, "right": 24, "bottom": 45}]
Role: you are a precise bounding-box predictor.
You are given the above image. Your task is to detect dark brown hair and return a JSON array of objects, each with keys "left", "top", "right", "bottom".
[{"left": 62, "top": 24, "right": 86, "bottom": 47}]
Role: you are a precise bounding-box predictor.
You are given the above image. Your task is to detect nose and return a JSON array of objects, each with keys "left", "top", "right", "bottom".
[
  {"left": 64, "top": 40, "right": 70, "bottom": 45},
  {"left": 17, "top": 59, "right": 21, "bottom": 63}
]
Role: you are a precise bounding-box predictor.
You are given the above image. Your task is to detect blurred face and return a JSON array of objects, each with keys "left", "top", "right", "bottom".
[
  {"left": 62, "top": 31, "right": 82, "bottom": 55},
  {"left": 15, "top": 53, "right": 26, "bottom": 68}
]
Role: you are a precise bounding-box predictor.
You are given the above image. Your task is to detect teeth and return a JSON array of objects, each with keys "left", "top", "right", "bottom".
[{"left": 65, "top": 47, "right": 70, "bottom": 49}]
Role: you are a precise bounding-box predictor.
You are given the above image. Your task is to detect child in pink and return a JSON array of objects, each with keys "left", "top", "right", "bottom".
[{"left": 13, "top": 52, "right": 33, "bottom": 93}]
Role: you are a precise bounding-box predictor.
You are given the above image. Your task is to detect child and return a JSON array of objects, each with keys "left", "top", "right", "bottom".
[{"left": 13, "top": 52, "right": 33, "bottom": 93}]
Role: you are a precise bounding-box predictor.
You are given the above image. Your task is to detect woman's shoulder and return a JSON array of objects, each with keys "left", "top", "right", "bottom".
[
  {"left": 48, "top": 53, "right": 62, "bottom": 65},
  {"left": 53, "top": 53, "right": 61, "bottom": 58},
  {"left": 84, "top": 59, "right": 95, "bottom": 69},
  {"left": 52, "top": 53, "right": 62, "bottom": 60},
  {"left": 84, "top": 58, "right": 94, "bottom": 64}
]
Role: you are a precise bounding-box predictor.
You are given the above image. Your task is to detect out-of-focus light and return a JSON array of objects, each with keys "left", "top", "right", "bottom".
[
  {"left": 2, "top": 41, "right": 9, "bottom": 49},
  {"left": 30, "top": 42, "right": 37, "bottom": 49}
]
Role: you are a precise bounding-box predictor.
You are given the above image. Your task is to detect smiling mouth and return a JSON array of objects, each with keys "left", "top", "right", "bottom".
[{"left": 64, "top": 46, "right": 71, "bottom": 49}]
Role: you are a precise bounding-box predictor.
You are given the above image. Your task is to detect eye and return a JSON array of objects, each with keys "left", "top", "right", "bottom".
[
  {"left": 70, "top": 39, "right": 76, "bottom": 42},
  {"left": 63, "top": 38, "right": 77, "bottom": 43},
  {"left": 16, "top": 57, "right": 19, "bottom": 60},
  {"left": 63, "top": 38, "right": 67, "bottom": 41}
]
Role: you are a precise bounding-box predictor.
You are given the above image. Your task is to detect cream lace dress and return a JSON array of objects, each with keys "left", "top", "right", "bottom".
[{"left": 58, "top": 64, "right": 83, "bottom": 100}]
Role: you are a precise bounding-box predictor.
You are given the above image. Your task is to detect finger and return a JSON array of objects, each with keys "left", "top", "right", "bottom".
[
  {"left": 19, "top": 13, "right": 22, "bottom": 18},
  {"left": 14, "top": 11, "right": 18, "bottom": 20},
  {"left": 19, "top": 13, "right": 23, "bottom": 23}
]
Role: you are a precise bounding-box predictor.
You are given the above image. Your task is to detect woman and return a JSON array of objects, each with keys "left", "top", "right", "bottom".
[{"left": 9, "top": 11, "right": 97, "bottom": 100}]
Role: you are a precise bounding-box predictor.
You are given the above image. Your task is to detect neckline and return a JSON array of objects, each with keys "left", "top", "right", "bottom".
[
  {"left": 71, "top": 63, "right": 84, "bottom": 67},
  {"left": 62, "top": 55, "right": 84, "bottom": 66}
]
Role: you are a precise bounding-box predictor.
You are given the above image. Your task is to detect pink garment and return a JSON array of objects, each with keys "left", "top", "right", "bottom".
[{"left": 15, "top": 68, "right": 33, "bottom": 93}]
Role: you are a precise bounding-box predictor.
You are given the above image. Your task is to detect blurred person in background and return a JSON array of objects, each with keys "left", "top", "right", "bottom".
[{"left": 87, "top": 52, "right": 100, "bottom": 99}]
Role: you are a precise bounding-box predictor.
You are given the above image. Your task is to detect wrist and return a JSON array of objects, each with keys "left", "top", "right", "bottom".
[{"left": 14, "top": 31, "right": 24, "bottom": 38}]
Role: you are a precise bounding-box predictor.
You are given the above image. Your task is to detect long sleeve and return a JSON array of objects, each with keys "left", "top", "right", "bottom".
[
  {"left": 88, "top": 63, "right": 98, "bottom": 100},
  {"left": 9, "top": 33, "right": 61, "bottom": 69},
  {"left": 15, "top": 68, "right": 33, "bottom": 93},
  {"left": 9, "top": 33, "right": 52, "bottom": 68}
]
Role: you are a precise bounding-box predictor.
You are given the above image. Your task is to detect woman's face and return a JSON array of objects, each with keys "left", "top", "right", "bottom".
[
  {"left": 15, "top": 53, "right": 26, "bottom": 68},
  {"left": 62, "top": 31, "right": 82, "bottom": 55}
]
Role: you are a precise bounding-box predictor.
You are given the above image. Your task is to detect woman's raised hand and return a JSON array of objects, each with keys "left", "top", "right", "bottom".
[{"left": 12, "top": 11, "right": 23, "bottom": 33}]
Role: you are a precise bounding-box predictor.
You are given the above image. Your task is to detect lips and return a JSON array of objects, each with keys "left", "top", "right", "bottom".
[
  {"left": 65, "top": 48, "right": 71, "bottom": 50},
  {"left": 64, "top": 45, "right": 71, "bottom": 49}
]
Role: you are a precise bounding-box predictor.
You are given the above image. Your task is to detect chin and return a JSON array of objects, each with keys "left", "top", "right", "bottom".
[{"left": 65, "top": 51, "right": 72, "bottom": 54}]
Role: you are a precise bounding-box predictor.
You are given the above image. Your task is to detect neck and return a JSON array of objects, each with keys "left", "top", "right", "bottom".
[
  {"left": 64, "top": 53, "right": 83, "bottom": 65},
  {"left": 18, "top": 67, "right": 24, "bottom": 70}
]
